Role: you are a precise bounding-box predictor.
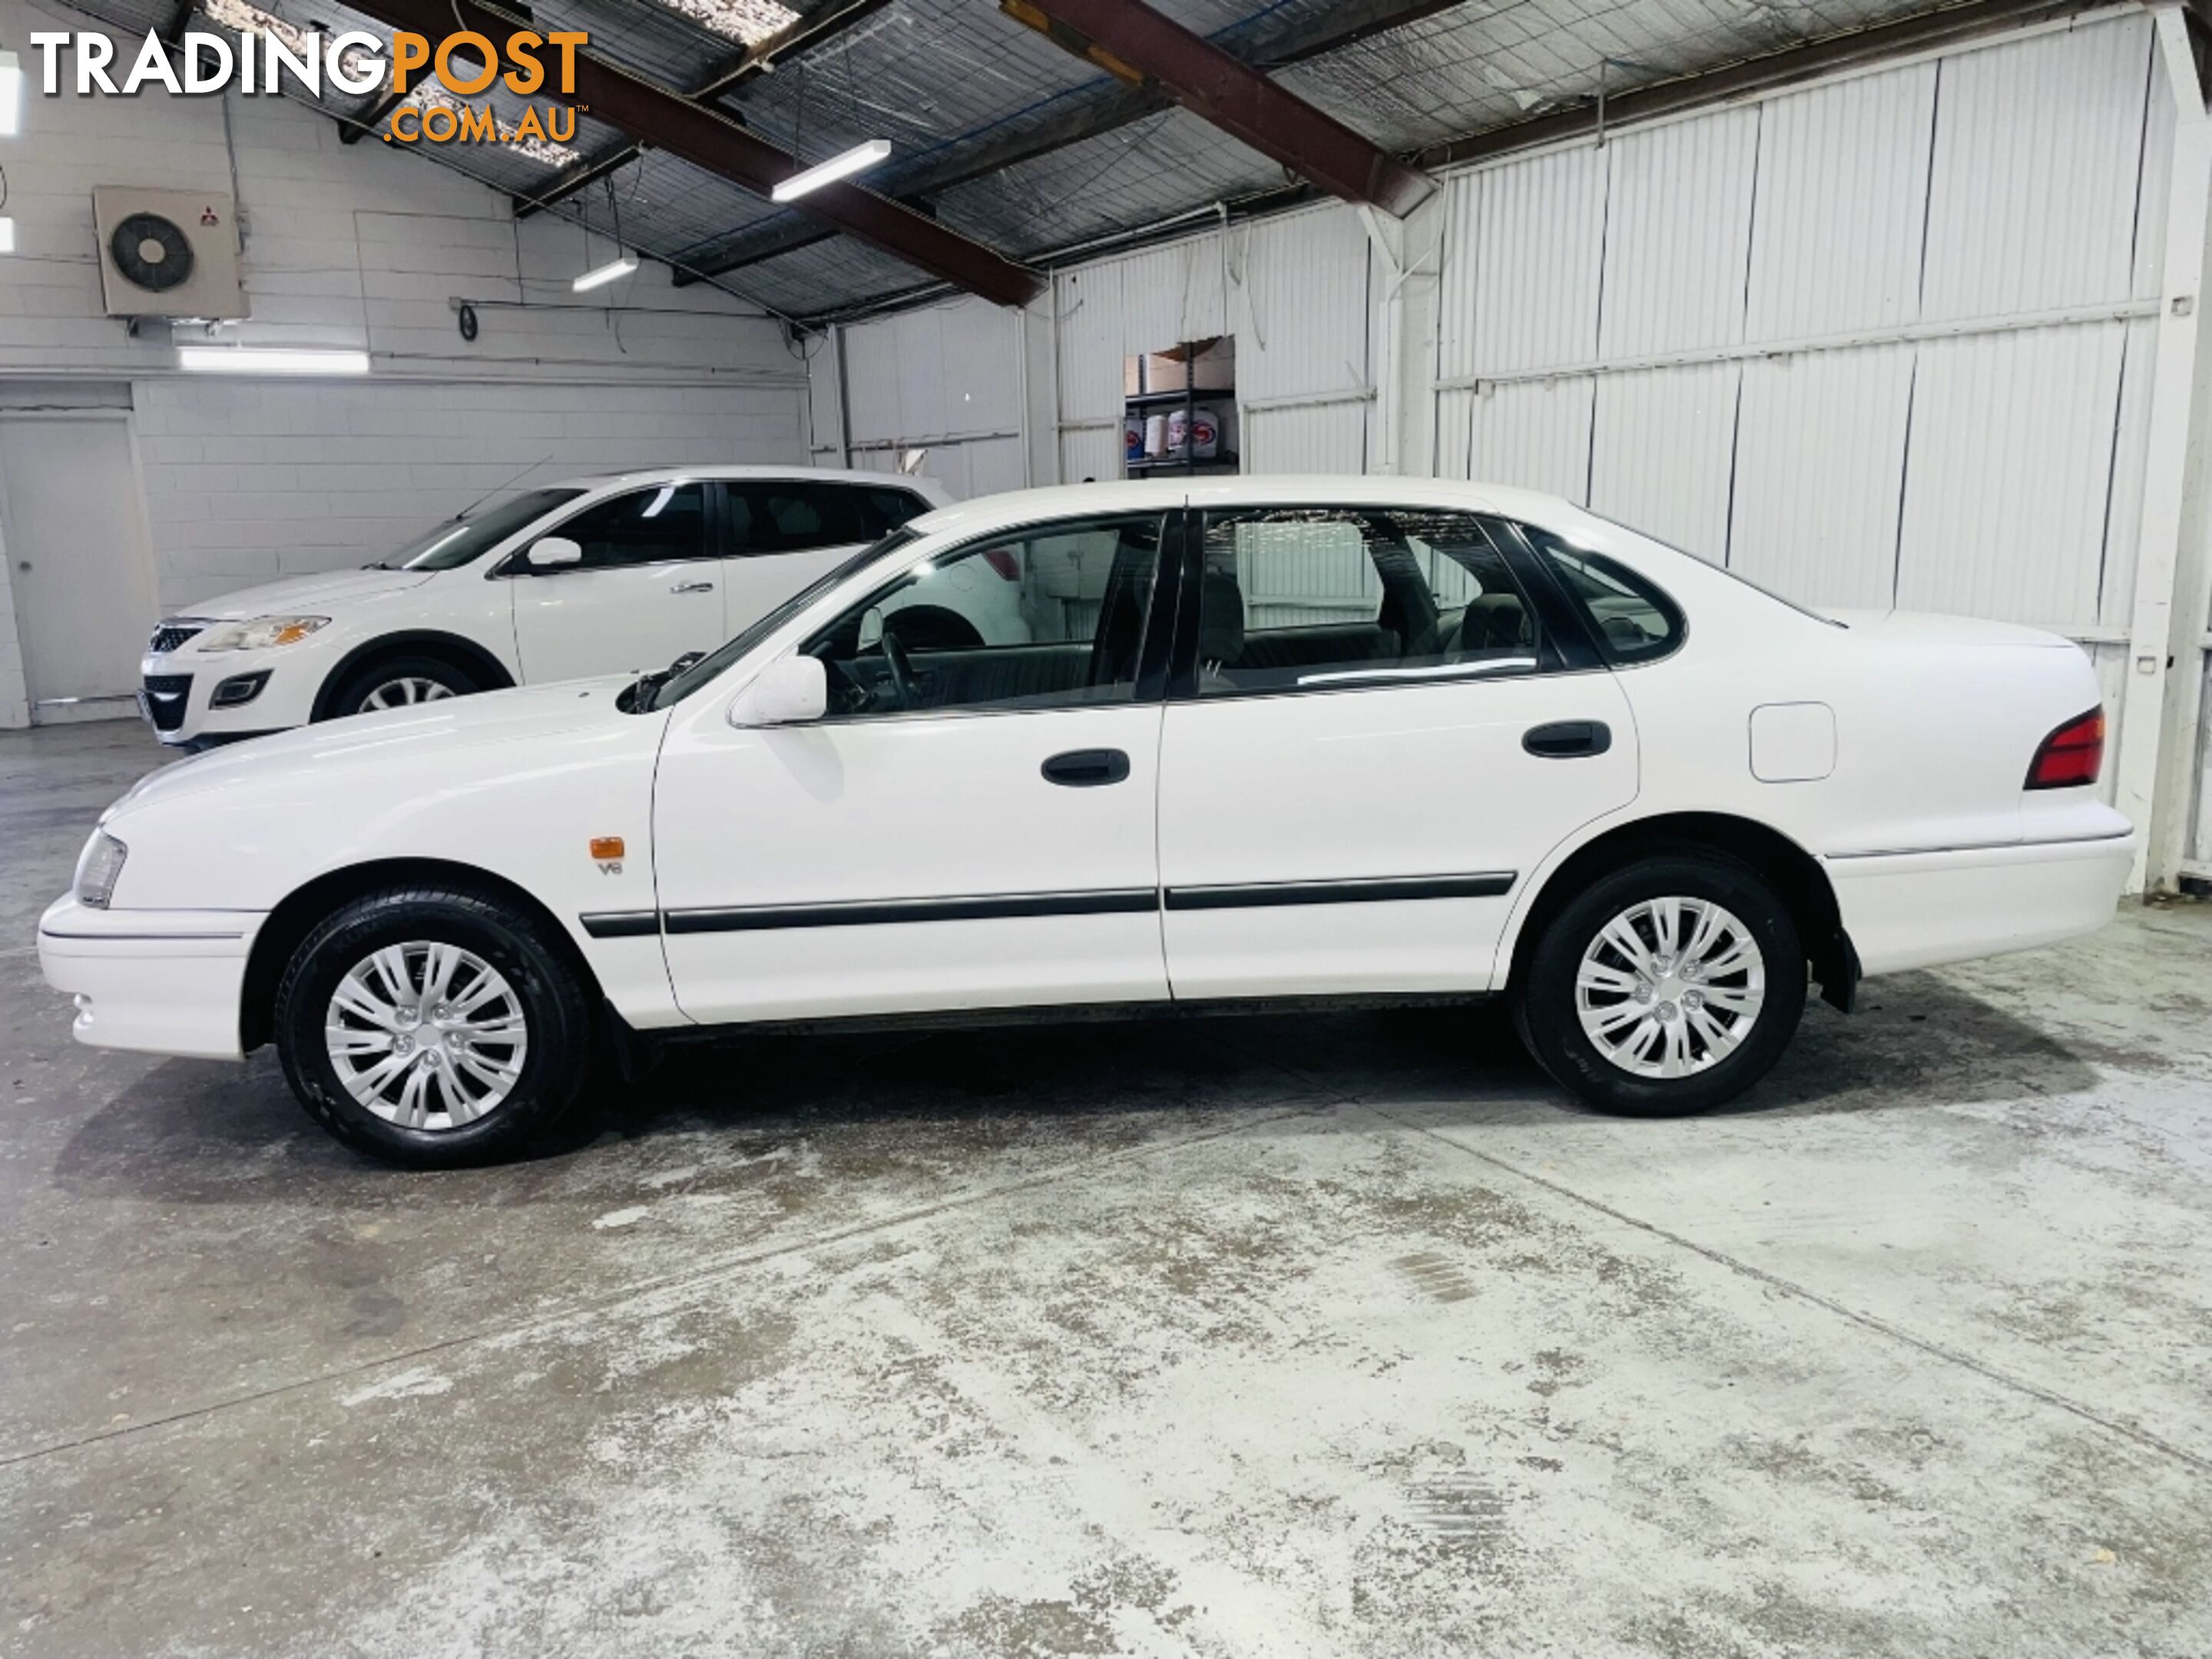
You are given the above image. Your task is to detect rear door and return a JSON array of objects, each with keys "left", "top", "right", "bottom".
[
  {"left": 1156, "top": 504, "right": 1638, "bottom": 999},
  {"left": 508, "top": 481, "right": 722, "bottom": 682},
  {"left": 718, "top": 481, "right": 906, "bottom": 638}
]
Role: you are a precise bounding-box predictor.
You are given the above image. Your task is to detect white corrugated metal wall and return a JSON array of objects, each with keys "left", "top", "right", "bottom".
[
  {"left": 1432, "top": 15, "right": 2167, "bottom": 808},
  {"left": 1050, "top": 204, "right": 1376, "bottom": 482},
  {"left": 820, "top": 9, "right": 2212, "bottom": 876},
  {"left": 811, "top": 297, "right": 1027, "bottom": 499}
]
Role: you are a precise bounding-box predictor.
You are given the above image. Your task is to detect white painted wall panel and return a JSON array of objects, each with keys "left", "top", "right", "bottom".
[
  {"left": 1729, "top": 344, "right": 1915, "bottom": 613},
  {"left": 1059, "top": 425, "right": 1124, "bottom": 489},
  {"left": 1895, "top": 323, "right": 2128, "bottom": 628},
  {"left": 1236, "top": 206, "right": 1373, "bottom": 403},
  {"left": 1055, "top": 265, "right": 1134, "bottom": 426},
  {"left": 1743, "top": 65, "right": 1936, "bottom": 341},
  {"left": 1919, "top": 17, "right": 2153, "bottom": 321},
  {"left": 1438, "top": 147, "right": 1607, "bottom": 380},
  {"left": 1244, "top": 402, "right": 1369, "bottom": 475},
  {"left": 1588, "top": 363, "right": 1740, "bottom": 563},
  {"left": 1598, "top": 107, "right": 1760, "bottom": 360},
  {"left": 1461, "top": 379, "right": 1594, "bottom": 503}
]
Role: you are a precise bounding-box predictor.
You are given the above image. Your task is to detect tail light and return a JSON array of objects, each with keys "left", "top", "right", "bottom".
[
  {"left": 2025, "top": 707, "right": 2104, "bottom": 790},
  {"left": 980, "top": 547, "right": 1020, "bottom": 581}
]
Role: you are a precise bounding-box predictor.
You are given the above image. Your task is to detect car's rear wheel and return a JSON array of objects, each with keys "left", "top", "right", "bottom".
[
  {"left": 326, "top": 654, "right": 478, "bottom": 719},
  {"left": 273, "top": 885, "right": 594, "bottom": 1167},
  {"left": 1515, "top": 851, "right": 1805, "bottom": 1115}
]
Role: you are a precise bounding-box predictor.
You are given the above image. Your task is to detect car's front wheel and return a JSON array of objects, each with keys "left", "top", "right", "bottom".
[
  {"left": 273, "top": 885, "right": 594, "bottom": 1167},
  {"left": 326, "top": 654, "right": 478, "bottom": 719},
  {"left": 1515, "top": 851, "right": 1806, "bottom": 1115}
]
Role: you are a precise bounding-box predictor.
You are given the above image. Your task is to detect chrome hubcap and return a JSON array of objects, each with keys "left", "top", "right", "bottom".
[
  {"left": 1575, "top": 896, "right": 1765, "bottom": 1079},
  {"left": 359, "top": 676, "right": 455, "bottom": 711},
  {"left": 324, "top": 942, "right": 528, "bottom": 1130}
]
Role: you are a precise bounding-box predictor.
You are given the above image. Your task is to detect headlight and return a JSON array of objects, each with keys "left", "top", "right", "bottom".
[
  {"left": 74, "top": 830, "right": 128, "bottom": 909},
  {"left": 197, "top": 615, "right": 328, "bottom": 651}
]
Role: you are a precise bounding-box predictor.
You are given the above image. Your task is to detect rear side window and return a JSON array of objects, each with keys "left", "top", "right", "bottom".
[
  {"left": 1189, "top": 507, "right": 1554, "bottom": 696},
  {"left": 1520, "top": 525, "right": 1684, "bottom": 664},
  {"left": 730, "top": 482, "right": 869, "bottom": 554},
  {"left": 856, "top": 486, "right": 932, "bottom": 537}
]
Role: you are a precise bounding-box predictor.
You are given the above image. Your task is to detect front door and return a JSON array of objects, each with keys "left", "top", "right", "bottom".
[
  {"left": 508, "top": 480, "right": 723, "bottom": 683},
  {"left": 1157, "top": 504, "right": 1639, "bottom": 999},
  {"left": 653, "top": 510, "right": 1177, "bottom": 1025}
]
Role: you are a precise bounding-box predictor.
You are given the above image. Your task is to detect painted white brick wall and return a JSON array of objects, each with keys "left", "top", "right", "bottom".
[{"left": 0, "top": 0, "right": 813, "bottom": 719}]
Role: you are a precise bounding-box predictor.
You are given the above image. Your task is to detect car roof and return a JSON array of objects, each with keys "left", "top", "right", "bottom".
[
  {"left": 902, "top": 475, "right": 1581, "bottom": 540},
  {"left": 545, "top": 465, "right": 945, "bottom": 492}
]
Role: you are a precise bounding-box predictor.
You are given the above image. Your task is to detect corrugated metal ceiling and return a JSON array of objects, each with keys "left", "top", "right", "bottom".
[{"left": 55, "top": 0, "right": 1986, "bottom": 320}]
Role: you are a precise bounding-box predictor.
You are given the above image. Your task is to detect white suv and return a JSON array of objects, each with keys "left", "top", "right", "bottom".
[{"left": 137, "top": 465, "right": 958, "bottom": 748}]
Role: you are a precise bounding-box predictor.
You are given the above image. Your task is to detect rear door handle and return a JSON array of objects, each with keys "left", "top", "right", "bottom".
[
  {"left": 671, "top": 579, "right": 715, "bottom": 594},
  {"left": 1523, "top": 720, "right": 1611, "bottom": 758},
  {"left": 1041, "top": 748, "right": 1131, "bottom": 787}
]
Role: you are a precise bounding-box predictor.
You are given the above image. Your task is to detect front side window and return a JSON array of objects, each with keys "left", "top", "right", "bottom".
[
  {"left": 730, "top": 482, "right": 869, "bottom": 555},
  {"left": 386, "top": 488, "right": 584, "bottom": 571},
  {"left": 1190, "top": 508, "right": 1548, "bottom": 696},
  {"left": 545, "top": 482, "right": 709, "bottom": 571},
  {"left": 801, "top": 514, "right": 1167, "bottom": 718},
  {"left": 1519, "top": 525, "right": 1684, "bottom": 664}
]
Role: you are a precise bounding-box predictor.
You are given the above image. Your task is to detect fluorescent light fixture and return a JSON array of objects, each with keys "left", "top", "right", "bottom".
[
  {"left": 772, "top": 138, "right": 891, "bottom": 203},
  {"left": 0, "top": 51, "right": 21, "bottom": 137},
  {"left": 0, "top": 219, "right": 15, "bottom": 256},
  {"left": 177, "top": 346, "right": 373, "bottom": 376},
  {"left": 572, "top": 255, "right": 639, "bottom": 293}
]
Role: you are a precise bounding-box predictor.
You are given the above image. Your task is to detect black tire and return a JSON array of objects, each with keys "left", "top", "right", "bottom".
[
  {"left": 273, "top": 884, "right": 595, "bottom": 1168},
  {"left": 1514, "top": 850, "right": 1806, "bottom": 1116},
  {"left": 323, "top": 654, "right": 478, "bottom": 720}
]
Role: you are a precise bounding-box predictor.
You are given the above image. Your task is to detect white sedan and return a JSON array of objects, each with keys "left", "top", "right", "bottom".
[
  {"left": 134, "top": 466, "right": 954, "bottom": 749},
  {"left": 41, "top": 478, "right": 2132, "bottom": 1167}
]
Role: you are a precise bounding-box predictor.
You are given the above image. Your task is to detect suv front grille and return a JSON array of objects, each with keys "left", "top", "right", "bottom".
[
  {"left": 149, "top": 622, "right": 205, "bottom": 655},
  {"left": 141, "top": 674, "right": 192, "bottom": 732}
]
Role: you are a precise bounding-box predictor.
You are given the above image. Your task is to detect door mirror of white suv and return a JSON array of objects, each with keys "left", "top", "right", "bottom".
[
  {"left": 526, "top": 535, "right": 583, "bottom": 568},
  {"left": 729, "top": 654, "right": 827, "bottom": 727}
]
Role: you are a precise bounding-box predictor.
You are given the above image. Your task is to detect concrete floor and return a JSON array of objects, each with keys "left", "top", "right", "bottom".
[{"left": 3, "top": 721, "right": 2210, "bottom": 1659}]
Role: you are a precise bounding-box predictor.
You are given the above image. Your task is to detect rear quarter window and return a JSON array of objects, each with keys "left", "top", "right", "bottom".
[{"left": 1520, "top": 525, "right": 1685, "bottom": 665}]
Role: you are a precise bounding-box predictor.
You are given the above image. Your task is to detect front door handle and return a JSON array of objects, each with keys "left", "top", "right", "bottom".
[
  {"left": 1041, "top": 748, "right": 1131, "bottom": 787},
  {"left": 1523, "top": 720, "right": 1611, "bottom": 758},
  {"left": 671, "top": 579, "right": 716, "bottom": 594}
]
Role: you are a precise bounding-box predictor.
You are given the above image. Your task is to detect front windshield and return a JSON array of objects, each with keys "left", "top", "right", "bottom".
[
  {"left": 382, "top": 488, "right": 584, "bottom": 571},
  {"left": 647, "top": 529, "right": 919, "bottom": 711}
]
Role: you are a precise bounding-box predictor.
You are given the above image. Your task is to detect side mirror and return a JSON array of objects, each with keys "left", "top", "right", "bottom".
[
  {"left": 526, "top": 535, "right": 582, "bottom": 569},
  {"left": 729, "top": 654, "right": 827, "bottom": 727}
]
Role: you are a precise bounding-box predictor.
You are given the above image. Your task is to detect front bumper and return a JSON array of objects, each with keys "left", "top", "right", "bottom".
[
  {"left": 137, "top": 647, "right": 322, "bottom": 746},
  {"left": 1827, "top": 823, "right": 2136, "bottom": 977},
  {"left": 38, "top": 895, "right": 265, "bottom": 1060}
]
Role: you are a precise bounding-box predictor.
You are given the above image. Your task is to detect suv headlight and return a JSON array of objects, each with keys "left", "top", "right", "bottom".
[
  {"left": 197, "top": 615, "right": 329, "bottom": 651},
  {"left": 74, "top": 830, "right": 128, "bottom": 909}
]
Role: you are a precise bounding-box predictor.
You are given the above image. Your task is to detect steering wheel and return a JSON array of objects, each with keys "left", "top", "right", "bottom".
[{"left": 878, "top": 630, "right": 916, "bottom": 710}]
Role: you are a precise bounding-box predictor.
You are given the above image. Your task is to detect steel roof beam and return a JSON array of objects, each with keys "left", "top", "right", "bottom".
[
  {"left": 346, "top": 0, "right": 1044, "bottom": 306},
  {"left": 1005, "top": 0, "right": 1435, "bottom": 217},
  {"left": 671, "top": 0, "right": 1460, "bottom": 284},
  {"left": 515, "top": 0, "right": 892, "bottom": 219}
]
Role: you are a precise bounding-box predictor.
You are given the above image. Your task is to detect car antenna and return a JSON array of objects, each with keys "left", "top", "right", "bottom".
[{"left": 450, "top": 450, "right": 557, "bottom": 522}]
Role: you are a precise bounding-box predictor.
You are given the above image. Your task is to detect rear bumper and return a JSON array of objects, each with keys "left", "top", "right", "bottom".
[
  {"left": 37, "top": 896, "right": 263, "bottom": 1061},
  {"left": 1826, "top": 826, "right": 2134, "bottom": 976}
]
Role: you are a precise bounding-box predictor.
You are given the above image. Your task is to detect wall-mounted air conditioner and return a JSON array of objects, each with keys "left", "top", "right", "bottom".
[{"left": 92, "top": 187, "right": 247, "bottom": 320}]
